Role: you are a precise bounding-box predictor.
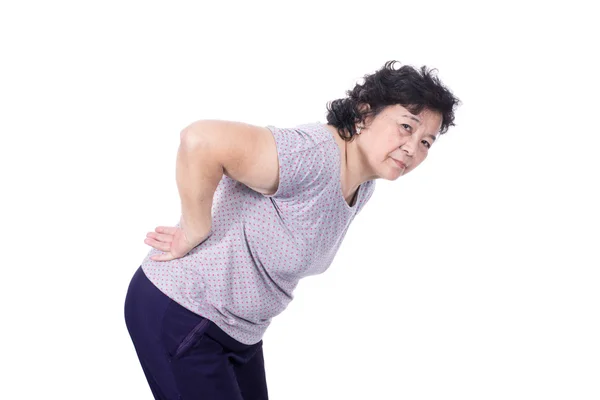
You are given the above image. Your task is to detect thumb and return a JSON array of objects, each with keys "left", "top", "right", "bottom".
[
  {"left": 151, "top": 252, "right": 174, "bottom": 262},
  {"left": 155, "top": 226, "right": 178, "bottom": 235}
]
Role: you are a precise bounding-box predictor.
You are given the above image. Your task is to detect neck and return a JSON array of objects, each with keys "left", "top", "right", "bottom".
[
  {"left": 325, "top": 124, "right": 372, "bottom": 201},
  {"left": 341, "top": 140, "right": 362, "bottom": 197}
]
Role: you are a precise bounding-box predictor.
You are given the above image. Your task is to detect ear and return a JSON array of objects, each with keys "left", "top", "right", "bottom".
[
  {"left": 357, "top": 103, "right": 373, "bottom": 126},
  {"left": 357, "top": 103, "right": 370, "bottom": 114}
]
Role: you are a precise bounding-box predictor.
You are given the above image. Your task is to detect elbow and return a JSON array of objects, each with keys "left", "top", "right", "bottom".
[{"left": 180, "top": 120, "right": 209, "bottom": 146}]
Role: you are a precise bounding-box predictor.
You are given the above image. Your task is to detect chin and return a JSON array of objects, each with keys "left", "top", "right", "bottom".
[
  {"left": 392, "top": 172, "right": 404, "bottom": 181},
  {"left": 382, "top": 167, "right": 405, "bottom": 181}
]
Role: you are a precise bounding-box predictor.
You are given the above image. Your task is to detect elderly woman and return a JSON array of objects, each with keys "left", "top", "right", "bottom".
[{"left": 125, "top": 60, "right": 460, "bottom": 400}]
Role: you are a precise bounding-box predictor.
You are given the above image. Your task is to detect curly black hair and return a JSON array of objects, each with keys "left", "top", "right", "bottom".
[{"left": 325, "top": 60, "right": 461, "bottom": 141}]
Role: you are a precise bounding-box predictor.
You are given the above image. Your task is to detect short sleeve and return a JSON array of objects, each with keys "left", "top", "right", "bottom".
[
  {"left": 355, "top": 180, "right": 376, "bottom": 215},
  {"left": 262, "top": 125, "right": 333, "bottom": 201}
]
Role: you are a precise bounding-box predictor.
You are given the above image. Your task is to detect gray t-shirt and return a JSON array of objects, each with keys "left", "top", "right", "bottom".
[{"left": 141, "top": 122, "right": 376, "bottom": 344}]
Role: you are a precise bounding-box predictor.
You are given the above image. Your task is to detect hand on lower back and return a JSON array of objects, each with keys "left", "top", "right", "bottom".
[{"left": 145, "top": 223, "right": 210, "bottom": 261}]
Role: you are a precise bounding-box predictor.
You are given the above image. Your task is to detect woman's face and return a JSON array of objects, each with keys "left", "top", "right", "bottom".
[{"left": 361, "top": 104, "right": 443, "bottom": 180}]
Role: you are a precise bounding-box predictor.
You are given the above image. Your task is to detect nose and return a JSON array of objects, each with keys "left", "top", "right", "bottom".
[{"left": 400, "top": 140, "right": 415, "bottom": 157}]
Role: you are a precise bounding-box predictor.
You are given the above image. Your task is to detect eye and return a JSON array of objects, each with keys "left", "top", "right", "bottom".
[
  {"left": 422, "top": 140, "right": 431, "bottom": 149},
  {"left": 401, "top": 123, "right": 412, "bottom": 131}
]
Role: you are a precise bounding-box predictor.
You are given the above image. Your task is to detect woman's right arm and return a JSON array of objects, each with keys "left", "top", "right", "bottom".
[{"left": 177, "top": 120, "right": 280, "bottom": 241}]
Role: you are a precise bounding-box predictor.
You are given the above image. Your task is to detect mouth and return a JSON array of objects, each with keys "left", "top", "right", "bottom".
[{"left": 392, "top": 158, "right": 407, "bottom": 169}]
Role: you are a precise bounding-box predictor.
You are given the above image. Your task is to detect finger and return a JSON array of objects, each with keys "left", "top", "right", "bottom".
[
  {"left": 144, "top": 237, "right": 170, "bottom": 252},
  {"left": 146, "top": 231, "right": 173, "bottom": 243},
  {"left": 155, "top": 226, "right": 178, "bottom": 235},
  {"left": 151, "top": 252, "right": 174, "bottom": 262}
]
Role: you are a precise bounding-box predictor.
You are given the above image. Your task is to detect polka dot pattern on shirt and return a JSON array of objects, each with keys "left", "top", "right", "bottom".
[{"left": 141, "top": 122, "right": 376, "bottom": 345}]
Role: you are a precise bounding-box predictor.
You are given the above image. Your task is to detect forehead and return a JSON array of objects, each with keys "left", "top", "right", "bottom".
[{"left": 388, "top": 104, "right": 442, "bottom": 132}]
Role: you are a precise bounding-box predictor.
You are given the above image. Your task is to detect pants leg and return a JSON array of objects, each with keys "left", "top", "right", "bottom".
[
  {"left": 233, "top": 345, "right": 269, "bottom": 400},
  {"left": 124, "top": 265, "right": 269, "bottom": 400},
  {"left": 124, "top": 265, "right": 180, "bottom": 399}
]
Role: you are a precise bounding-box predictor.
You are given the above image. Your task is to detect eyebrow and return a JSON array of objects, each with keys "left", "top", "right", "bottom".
[
  {"left": 399, "top": 115, "right": 439, "bottom": 144},
  {"left": 402, "top": 114, "right": 421, "bottom": 124}
]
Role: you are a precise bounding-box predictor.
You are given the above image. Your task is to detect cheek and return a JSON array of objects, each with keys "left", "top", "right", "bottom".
[{"left": 411, "top": 153, "right": 428, "bottom": 170}]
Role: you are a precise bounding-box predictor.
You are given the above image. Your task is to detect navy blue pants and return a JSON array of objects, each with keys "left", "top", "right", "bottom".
[{"left": 124, "top": 266, "right": 269, "bottom": 399}]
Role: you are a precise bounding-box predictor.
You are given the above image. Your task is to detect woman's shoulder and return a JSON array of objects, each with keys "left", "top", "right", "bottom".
[
  {"left": 260, "top": 122, "right": 338, "bottom": 201},
  {"left": 265, "top": 122, "right": 334, "bottom": 154}
]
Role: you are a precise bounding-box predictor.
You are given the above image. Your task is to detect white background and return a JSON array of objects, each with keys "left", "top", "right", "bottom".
[{"left": 1, "top": 1, "right": 599, "bottom": 399}]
